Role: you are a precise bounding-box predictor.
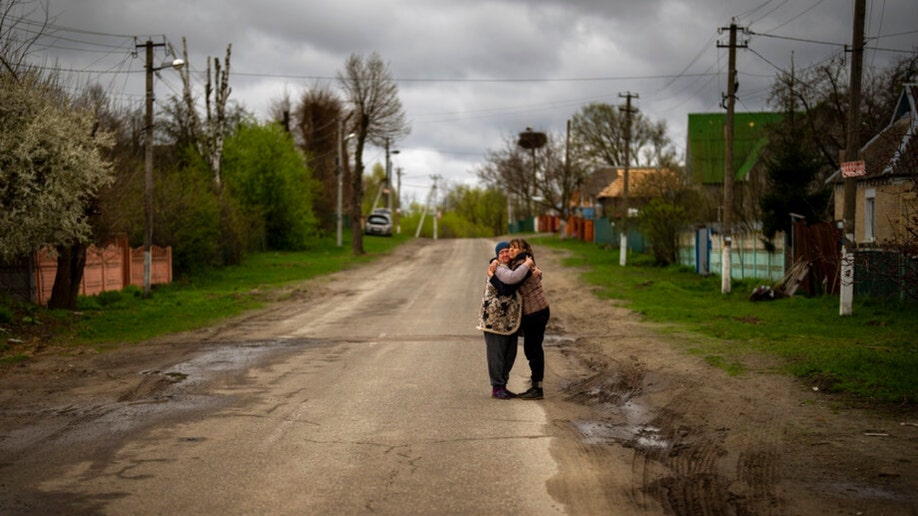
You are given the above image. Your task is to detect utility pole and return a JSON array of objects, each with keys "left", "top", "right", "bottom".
[
  {"left": 415, "top": 175, "right": 440, "bottom": 239},
  {"left": 336, "top": 116, "right": 348, "bottom": 247},
  {"left": 717, "top": 20, "right": 746, "bottom": 294},
  {"left": 385, "top": 138, "right": 392, "bottom": 214},
  {"left": 518, "top": 127, "right": 547, "bottom": 226},
  {"left": 385, "top": 138, "right": 399, "bottom": 215},
  {"left": 618, "top": 92, "right": 638, "bottom": 266},
  {"left": 142, "top": 40, "right": 157, "bottom": 298},
  {"left": 561, "top": 119, "right": 571, "bottom": 239},
  {"left": 138, "top": 39, "right": 182, "bottom": 297},
  {"left": 432, "top": 175, "right": 440, "bottom": 240},
  {"left": 840, "top": 0, "right": 866, "bottom": 316},
  {"left": 396, "top": 167, "right": 403, "bottom": 234}
]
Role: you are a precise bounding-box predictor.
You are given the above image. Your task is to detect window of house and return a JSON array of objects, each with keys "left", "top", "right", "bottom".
[{"left": 864, "top": 188, "right": 876, "bottom": 242}]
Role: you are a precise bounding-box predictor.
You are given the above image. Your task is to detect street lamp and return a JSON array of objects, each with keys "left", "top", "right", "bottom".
[{"left": 140, "top": 39, "right": 184, "bottom": 297}]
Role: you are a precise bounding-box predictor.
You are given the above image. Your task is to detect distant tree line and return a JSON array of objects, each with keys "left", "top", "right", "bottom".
[{"left": 0, "top": 1, "right": 414, "bottom": 308}]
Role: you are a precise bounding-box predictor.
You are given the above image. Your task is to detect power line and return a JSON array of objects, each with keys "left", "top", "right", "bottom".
[
  {"left": 747, "top": 0, "right": 792, "bottom": 25},
  {"left": 757, "top": 0, "right": 828, "bottom": 33},
  {"left": 658, "top": 31, "right": 719, "bottom": 92},
  {"left": 747, "top": 30, "right": 845, "bottom": 47},
  {"left": 747, "top": 47, "right": 785, "bottom": 73},
  {"left": 232, "top": 71, "right": 719, "bottom": 83},
  {"left": 11, "top": 13, "right": 147, "bottom": 40},
  {"left": 877, "top": 28, "right": 918, "bottom": 38}
]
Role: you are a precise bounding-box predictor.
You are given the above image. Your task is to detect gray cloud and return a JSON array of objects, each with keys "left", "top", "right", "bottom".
[{"left": 27, "top": 0, "right": 918, "bottom": 200}]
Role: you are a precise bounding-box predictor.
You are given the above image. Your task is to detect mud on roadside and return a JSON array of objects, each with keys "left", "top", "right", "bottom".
[{"left": 537, "top": 245, "right": 918, "bottom": 515}]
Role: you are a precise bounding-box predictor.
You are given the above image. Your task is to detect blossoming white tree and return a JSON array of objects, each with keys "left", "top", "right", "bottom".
[{"left": 1, "top": 0, "right": 114, "bottom": 307}]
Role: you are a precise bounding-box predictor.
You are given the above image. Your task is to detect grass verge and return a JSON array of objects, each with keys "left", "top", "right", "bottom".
[
  {"left": 535, "top": 235, "right": 918, "bottom": 406},
  {"left": 0, "top": 232, "right": 406, "bottom": 359}
]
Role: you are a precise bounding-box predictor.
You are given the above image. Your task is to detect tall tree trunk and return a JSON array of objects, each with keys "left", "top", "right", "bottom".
[{"left": 47, "top": 243, "right": 87, "bottom": 309}]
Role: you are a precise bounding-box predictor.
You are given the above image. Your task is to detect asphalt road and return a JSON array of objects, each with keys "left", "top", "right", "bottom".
[
  {"left": 6, "top": 238, "right": 916, "bottom": 515},
  {"left": 1, "top": 238, "right": 566, "bottom": 514}
]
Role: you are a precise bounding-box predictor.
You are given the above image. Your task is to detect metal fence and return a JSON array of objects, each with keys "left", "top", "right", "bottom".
[
  {"left": 677, "top": 227, "right": 786, "bottom": 282},
  {"left": 855, "top": 249, "right": 917, "bottom": 302}
]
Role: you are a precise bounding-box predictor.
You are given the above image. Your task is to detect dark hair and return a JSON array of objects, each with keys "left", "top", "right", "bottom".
[{"left": 509, "top": 238, "right": 533, "bottom": 255}]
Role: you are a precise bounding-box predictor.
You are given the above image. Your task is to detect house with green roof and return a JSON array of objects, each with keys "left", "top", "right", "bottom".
[
  {"left": 680, "top": 111, "right": 786, "bottom": 281},
  {"left": 686, "top": 112, "right": 783, "bottom": 231}
]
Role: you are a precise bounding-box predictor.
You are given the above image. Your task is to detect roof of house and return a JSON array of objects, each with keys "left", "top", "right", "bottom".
[
  {"left": 597, "top": 167, "right": 672, "bottom": 199},
  {"left": 855, "top": 84, "right": 917, "bottom": 180},
  {"left": 582, "top": 167, "right": 620, "bottom": 197},
  {"left": 686, "top": 112, "right": 783, "bottom": 185},
  {"left": 569, "top": 167, "right": 619, "bottom": 207}
]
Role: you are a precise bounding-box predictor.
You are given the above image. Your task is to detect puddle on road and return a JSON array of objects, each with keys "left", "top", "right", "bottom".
[
  {"left": 543, "top": 334, "right": 576, "bottom": 346},
  {"left": 28, "top": 340, "right": 313, "bottom": 446},
  {"left": 142, "top": 340, "right": 291, "bottom": 390},
  {"left": 573, "top": 400, "right": 670, "bottom": 452}
]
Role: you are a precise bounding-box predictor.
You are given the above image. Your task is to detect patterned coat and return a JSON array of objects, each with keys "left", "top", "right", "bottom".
[{"left": 476, "top": 275, "right": 522, "bottom": 336}]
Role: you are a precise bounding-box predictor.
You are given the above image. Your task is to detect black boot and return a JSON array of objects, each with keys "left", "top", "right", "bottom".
[{"left": 518, "top": 382, "right": 543, "bottom": 400}]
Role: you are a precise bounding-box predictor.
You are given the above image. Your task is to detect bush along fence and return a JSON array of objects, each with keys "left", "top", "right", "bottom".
[{"left": 0, "top": 236, "right": 172, "bottom": 305}]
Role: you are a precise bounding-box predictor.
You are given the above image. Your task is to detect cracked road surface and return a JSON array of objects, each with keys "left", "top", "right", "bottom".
[
  {"left": 1, "top": 238, "right": 916, "bottom": 514},
  {"left": 1, "top": 239, "right": 562, "bottom": 514}
]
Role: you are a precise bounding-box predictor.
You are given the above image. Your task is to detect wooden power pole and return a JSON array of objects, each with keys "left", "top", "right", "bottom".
[
  {"left": 717, "top": 21, "right": 745, "bottom": 294},
  {"left": 840, "top": 0, "right": 866, "bottom": 316},
  {"left": 618, "top": 92, "right": 638, "bottom": 266}
]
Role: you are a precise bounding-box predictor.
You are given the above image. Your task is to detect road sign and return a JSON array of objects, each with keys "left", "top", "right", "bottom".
[{"left": 841, "top": 160, "right": 866, "bottom": 178}]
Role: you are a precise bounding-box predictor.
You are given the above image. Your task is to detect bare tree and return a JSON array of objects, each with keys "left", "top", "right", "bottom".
[
  {"left": 570, "top": 102, "right": 677, "bottom": 170},
  {"left": 477, "top": 131, "right": 588, "bottom": 223},
  {"left": 476, "top": 136, "right": 530, "bottom": 218},
  {"left": 0, "top": 0, "right": 50, "bottom": 79},
  {"left": 337, "top": 52, "right": 409, "bottom": 255},
  {"left": 179, "top": 38, "right": 232, "bottom": 191}
]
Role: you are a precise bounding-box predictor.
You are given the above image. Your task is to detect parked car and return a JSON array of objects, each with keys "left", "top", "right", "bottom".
[{"left": 365, "top": 213, "right": 392, "bottom": 236}]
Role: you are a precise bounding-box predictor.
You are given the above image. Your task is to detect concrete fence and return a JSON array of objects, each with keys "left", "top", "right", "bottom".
[{"left": 0, "top": 236, "right": 172, "bottom": 305}]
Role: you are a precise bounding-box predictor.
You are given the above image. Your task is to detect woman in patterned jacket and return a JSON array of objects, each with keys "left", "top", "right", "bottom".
[{"left": 476, "top": 241, "right": 532, "bottom": 399}]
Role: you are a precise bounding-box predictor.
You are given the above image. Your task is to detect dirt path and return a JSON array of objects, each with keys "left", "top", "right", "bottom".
[
  {"left": 537, "top": 244, "right": 917, "bottom": 514},
  {"left": 1, "top": 239, "right": 916, "bottom": 514}
]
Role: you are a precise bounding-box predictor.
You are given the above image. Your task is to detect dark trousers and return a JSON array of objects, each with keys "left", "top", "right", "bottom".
[
  {"left": 484, "top": 331, "right": 518, "bottom": 388},
  {"left": 521, "top": 307, "right": 550, "bottom": 383}
]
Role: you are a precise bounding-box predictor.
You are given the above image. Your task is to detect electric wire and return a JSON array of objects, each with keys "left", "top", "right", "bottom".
[
  {"left": 737, "top": 0, "right": 780, "bottom": 21},
  {"left": 757, "top": 0, "right": 828, "bottom": 34},
  {"left": 747, "top": 0, "right": 792, "bottom": 26}
]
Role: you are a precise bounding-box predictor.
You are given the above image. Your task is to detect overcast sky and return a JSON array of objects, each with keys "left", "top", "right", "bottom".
[{"left": 16, "top": 0, "right": 918, "bottom": 205}]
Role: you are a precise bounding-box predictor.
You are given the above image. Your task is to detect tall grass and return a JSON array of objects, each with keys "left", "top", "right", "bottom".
[{"left": 536, "top": 236, "right": 918, "bottom": 405}]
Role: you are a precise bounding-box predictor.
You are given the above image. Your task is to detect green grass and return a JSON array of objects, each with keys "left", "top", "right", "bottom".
[
  {"left": 4, "top": 231, "right": 915, "bottom": 405},
  {"left": 535, "top": 236, "right": 918, "bottom": 405}
]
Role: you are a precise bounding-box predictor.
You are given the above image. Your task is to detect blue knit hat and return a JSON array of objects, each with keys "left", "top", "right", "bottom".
[{"left": 495, "top": 241, "right": 510, "bottom": 257}]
